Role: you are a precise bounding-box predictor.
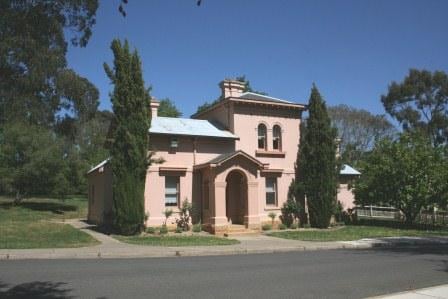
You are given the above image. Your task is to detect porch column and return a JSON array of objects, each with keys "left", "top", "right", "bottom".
[
  {"left": 211, "top": 181, "right": 227, "bottom": 231},
  {"left": 245, "top": 181, "right": 261, "bottom": 229}
]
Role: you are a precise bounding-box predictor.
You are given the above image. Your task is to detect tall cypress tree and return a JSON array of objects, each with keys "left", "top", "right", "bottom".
[
  {"left": 300, "top": 85, "right": 338, "bottom": 228},
  {"left": 104, "top": 39, "right": 150, "bottom": 235},
  {"left": 290, "top": 121, "right": 308, "bottom": 225}
]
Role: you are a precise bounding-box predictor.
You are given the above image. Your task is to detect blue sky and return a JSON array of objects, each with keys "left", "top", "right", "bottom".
[{"left": 67, "top": 0, "right": 448, "bottom": 117}]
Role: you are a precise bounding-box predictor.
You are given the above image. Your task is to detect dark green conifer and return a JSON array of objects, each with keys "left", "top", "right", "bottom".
[
  {"left": 300, "top": 85, "right": 338, "bottom": 228},
  {"left": 104, "top": 39, "right": 150, "bottom": 235}
]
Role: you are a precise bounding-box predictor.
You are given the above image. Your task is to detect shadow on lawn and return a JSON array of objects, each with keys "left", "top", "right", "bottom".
[
  {"left": 0, "top": 280, "right": 75, "bottom": 299},
  {"left": 0, "top": 201, "right": 78, "bottom": 215}
]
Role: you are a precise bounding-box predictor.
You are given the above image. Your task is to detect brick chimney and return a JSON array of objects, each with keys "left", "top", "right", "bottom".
[
  {"left": 220, "top": 79, "right": 245, "bottom": 99},
  {"left": 150, "top": 98, "right": 159, "bottom": 118}
]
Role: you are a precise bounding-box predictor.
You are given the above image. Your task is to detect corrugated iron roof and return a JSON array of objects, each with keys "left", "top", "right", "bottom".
[
  {"left": 149, "top": 117, "right": 238, "bottom": 139},
  {"left": 87, "top": 158, "right": 109, "bottom": 174},
  {"left": 238, "top": 92, "right": 293, "bottom": 104},
  {"left": 340, "top": 164, "right": 361, "bottom": 175}
]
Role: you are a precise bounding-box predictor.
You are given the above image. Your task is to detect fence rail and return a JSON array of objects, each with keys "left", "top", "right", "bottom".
[
  {"left": 355, "top": 206, "right": 448, "bottom": 226},
  {"left": 355, "top": 206, "right": 399, "bottom": 219}
]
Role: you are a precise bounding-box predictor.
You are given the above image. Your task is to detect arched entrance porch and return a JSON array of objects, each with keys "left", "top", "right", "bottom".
[{"left": 225, "top": 170, "right": 248, "bottom": 225}]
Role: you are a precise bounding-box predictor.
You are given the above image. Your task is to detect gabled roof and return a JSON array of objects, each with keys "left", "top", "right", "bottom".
[
  {"left": 340, "top": 164, "right": 361, "bottom": 176},
  {"left": 194, "top": 150, "right": 264, "bottom": 169},
  {"left": 238, "top": 92, "right": 293, "bottom": 104},
  {"left": 87, "top": 158, "right": 109, "bottom": 174},
  {"left": 149, "top": 117, "right": 238, "bottom": 139}
]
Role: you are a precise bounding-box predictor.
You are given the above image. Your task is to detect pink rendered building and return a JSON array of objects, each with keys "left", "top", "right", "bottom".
[{"left": 87, "top": 79, "right": 359, "bottom": 233}]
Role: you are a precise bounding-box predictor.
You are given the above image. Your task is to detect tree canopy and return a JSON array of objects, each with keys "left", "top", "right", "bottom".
[
  {"left": 0, "top": 0, "right": 99, "bottom": 127},
  {"left": 354, "top": 134, "right": 448, "bottom": 224},
  {"left": 381, "top": 69, "right": 448, "bottom": 146},
  {"left": 0, "top": 0, "right": 109, "bottom": 200},
  {"left": 328, "top": 104, "right": 396, "bottom": 165},
  {"left": 158, "top": 98, "right": 182, "bottom": 118}
]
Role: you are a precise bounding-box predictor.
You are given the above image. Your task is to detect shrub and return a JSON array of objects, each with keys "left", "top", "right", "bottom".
[
  {"left": 192, "top": 223, "right": 202, "bottom": 233},
  {"left": 290, "top": 223, "right": 298, "bottom": 229},
  {"left": 280, "top": 198, "right": 299, "bottom": 227},
  {"left": 268, "top": 212, "right": 276, "bottom": 227},
  {"left": 163, "top": 209, "right": 173, "bottom": 225},
  {"left": 175, "top": 227, "right": 182, "bottom": 234},
  {"left": 262, "top": 224, "right": 272, "bottom": 231},
  {"left": 278, "top": 223, "right": 287, "bottom": 230},
  {"left": 146, "top": 227, "right": 156, "bottom": 234},
  {"left": 176, "top": 198, "right": 193, "bottom": 231},
  {"left": 159, "top": 225, "right": 168, "bottom": 235},
  {"left": 334, "top": 201, "right": 344, "bottom": 223}
]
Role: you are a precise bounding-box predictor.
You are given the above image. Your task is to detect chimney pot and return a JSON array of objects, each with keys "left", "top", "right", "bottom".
[
  {"left": 219, "top": 79, "right": 245, "bottom": 99},
  {"left": 150, "top": 98, "right": 159, "bottom": 118}
]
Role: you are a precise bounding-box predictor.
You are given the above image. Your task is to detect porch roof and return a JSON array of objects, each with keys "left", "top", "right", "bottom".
[
  {"left": 194, "top": 150, "right": 264, "bottom": 169},
  {"left": 340, "top": 164, "right": 361, "bottom": 176}
]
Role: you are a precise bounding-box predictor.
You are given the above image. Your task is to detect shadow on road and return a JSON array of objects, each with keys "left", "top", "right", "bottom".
[
  {"left": 354, "top": 244, "right": 448, "bottom": 274},
  {"left": 0, "top": 280, "right": 74, "bottom": 299}
]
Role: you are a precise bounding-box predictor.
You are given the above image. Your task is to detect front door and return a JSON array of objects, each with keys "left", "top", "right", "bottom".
[{"left": 225, "top": 170, "right": 247, "bottom": 225}]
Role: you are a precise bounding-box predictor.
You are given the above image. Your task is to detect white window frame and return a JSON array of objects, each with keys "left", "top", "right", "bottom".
[
  {"left": 265, "top": 177, "right": 277, "bottom": 206},
  {"left": 165, "top": 176, "right": 180, "bottom": 207}
]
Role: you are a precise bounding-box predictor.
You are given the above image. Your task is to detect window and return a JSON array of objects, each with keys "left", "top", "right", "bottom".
[
  {"left": 258, "top": 124, "right": 267, "bottom": 150},
  {"left": 273, "top": 125, "right": 282, "bottom": 151},
  {"left": 265, "top": 177, "right": 277, "bottom": 206},
  {"left": 165, "top": 176, "right": 179, "bottom": 206}
]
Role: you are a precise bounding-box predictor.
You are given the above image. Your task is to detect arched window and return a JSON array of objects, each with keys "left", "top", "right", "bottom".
[
  {"left": 258, "top": 124, "right": 267, "bottom": 150},
  {"left": 273, "top": 125, "right": 282, "bottom": 151}
]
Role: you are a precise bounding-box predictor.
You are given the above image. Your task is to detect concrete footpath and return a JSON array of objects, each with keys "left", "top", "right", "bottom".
[
  {"left": 1, "top": 219, "right": 448, "bottom": 260},
  {"left": 369, "top": 284, "right": 448, "bottom": 298}
]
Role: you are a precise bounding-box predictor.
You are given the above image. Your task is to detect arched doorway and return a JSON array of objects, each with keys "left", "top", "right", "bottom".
[{"left": 225, "top": 170, "right": 248, "bottom": 225}]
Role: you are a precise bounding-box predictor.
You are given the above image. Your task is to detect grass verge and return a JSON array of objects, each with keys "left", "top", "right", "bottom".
[
  {"left": 115, "top": 235, "right": 240, "bottom": 247},
  {"left": 268, "top": 225, "right": 448, "bottom": 242},
  {"left": 0, "top": 196, "right": 99, "bottom": 249}
]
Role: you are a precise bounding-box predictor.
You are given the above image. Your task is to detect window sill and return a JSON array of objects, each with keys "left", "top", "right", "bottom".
[
  {"left": 264, "top": 206, "right": 280, "bottom": 211},
  {"left": 255, "top": 150, "right": 285, "bottom": 158},
  {"left": 164, "top": 206, "right": 180, "bottom": 212}
]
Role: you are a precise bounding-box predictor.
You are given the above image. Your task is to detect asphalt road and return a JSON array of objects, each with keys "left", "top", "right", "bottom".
[{"left": 1, "top": 247, "right": 447, "bottom": 299}]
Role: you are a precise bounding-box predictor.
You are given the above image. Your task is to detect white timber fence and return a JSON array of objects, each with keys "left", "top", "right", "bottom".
[{"left": 355, "top": 206, "right": 448, "bottom": 226}]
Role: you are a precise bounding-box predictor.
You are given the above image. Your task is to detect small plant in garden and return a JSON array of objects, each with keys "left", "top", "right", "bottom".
[
  {"left": 163, "top": 209, "right": 173, "bottom": 225},
  {"left": 334, "top": 201, "right": 344, "bottom": 223},
  {"left": 146, "top": 227, "right": 156, "bottom": 234},
  {"left": 192, "top": 223, "right": 202, "bottom": 233},
  {"left": 176, "top": 198, "right": 193, "bottom": 231},
  {"left": 262, "top": 224, "right": 272, "bottom": 231},
  {"left": 268, "top": 212, "right": 276, "bottom": 227},
  {"left": 290, "top": 223, "right": 298, "bottom": 229},
  {"left": 175, "top": 227, "right": 183, "bottom": 234},
  {"left": 159, "top": 225, "right": 168, "bottom": 235},
  {"left": 278, "top": 223, "right": 287, "bottom": 230},
  {"left": 280, "top": 198, "right": 300, "bottom": 227}
]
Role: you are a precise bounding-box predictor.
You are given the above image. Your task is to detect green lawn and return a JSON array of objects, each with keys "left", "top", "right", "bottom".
[
  {"left": 115, "top": 235, "right": 240, "bottom": 247},
  {"left": 0, "top": 196, "right": 99, "bottom": 249},
  {"left": 268, "top": 225, "right": 448, "bottom": 242}
]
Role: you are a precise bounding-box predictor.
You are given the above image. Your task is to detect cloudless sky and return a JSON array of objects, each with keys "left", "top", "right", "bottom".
[{"left": 67, "top": 0, "right": 448, "bottom": 117}]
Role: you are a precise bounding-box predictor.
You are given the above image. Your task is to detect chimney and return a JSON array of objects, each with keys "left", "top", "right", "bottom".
[
  {"left": 150, "top": 98, "right": 159, "bottom": 118},
  {"left": 220, "top": 79, "right": 245, "bottom": 99}
]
